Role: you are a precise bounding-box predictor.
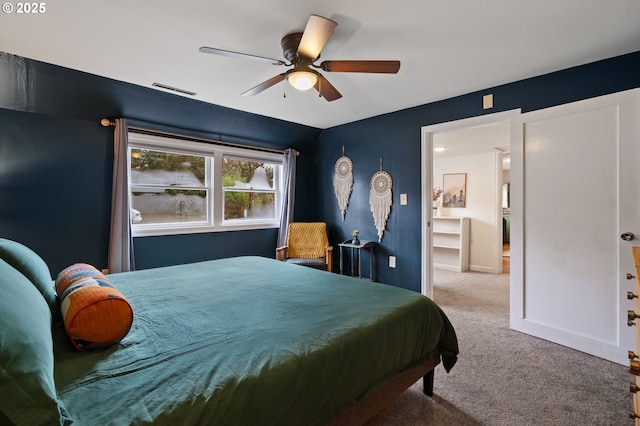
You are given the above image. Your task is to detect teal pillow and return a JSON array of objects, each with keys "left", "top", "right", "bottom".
[
  {"left": 0, "top": 259, "right": 71, "bottom": 425},
  {"left": 0, "top": 238, "right": 60, "bottom": 322}
]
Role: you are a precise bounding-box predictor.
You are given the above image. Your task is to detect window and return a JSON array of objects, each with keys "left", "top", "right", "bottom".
[
  {"left": 223, "top": 156, "right": 278, "bottom": 221},
  {"left": 128, "top": 133, "right": 283, "bottom": 236},
  {"left": 131, "top": 149, "right": 208, "bottom": 225}
]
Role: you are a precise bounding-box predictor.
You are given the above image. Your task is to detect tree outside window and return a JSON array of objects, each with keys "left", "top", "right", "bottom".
[{"left": 223, "top": 158, "right": 276, "bottom": 220}]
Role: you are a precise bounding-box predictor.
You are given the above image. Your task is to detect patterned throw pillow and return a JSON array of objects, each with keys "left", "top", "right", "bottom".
[{"left": 56, "top": 263, "right": 133, "bottom": 351}]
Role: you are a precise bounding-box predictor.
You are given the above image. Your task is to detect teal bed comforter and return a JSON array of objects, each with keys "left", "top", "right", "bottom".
[{"left": 53, "top": 256, "right": 458, "bottom": 425}]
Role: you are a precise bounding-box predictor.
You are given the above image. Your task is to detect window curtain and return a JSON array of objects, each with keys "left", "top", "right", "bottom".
[
  {"left": 108, "top": 118, "right": 135, "bottom": 273},
  {"left": 277, "top": 148, "right": 297, "bottom": 247}
]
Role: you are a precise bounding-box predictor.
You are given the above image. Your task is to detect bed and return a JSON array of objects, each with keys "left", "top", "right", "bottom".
[{"left": 0, "top": 238, "right": 458, "bottom": 425}]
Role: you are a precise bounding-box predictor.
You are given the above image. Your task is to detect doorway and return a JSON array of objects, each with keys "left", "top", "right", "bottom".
[
  {"left": 432, "top": 124, "right": 509, "bottom": 273},
  {"left": 420, "top": 110, "right": 519, "bottom": 298}
]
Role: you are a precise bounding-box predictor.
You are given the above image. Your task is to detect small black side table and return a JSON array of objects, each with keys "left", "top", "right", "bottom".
[{"left": 338, "top": 240, "right": 375, "bottom": 281}]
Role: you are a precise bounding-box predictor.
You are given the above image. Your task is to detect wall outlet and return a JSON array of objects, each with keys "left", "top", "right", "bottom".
[
  {"left": 400, "top": 193, "right": 408, "bottom": 205},
  {"left": 389, "top": 256, "right": 396, "bottom": 268}
]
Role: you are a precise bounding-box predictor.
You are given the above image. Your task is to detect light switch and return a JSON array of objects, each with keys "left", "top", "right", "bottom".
[
  {"left": 400, "top": 193, "right": 408, "bottom": 205},
  {"left": 389, "top": 256, "right": 396, "bottom": 268}
]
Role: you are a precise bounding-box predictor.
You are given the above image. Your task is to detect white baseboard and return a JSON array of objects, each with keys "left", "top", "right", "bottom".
[{"left": 470, "top": 265, "right": 495, "bottom": 273}]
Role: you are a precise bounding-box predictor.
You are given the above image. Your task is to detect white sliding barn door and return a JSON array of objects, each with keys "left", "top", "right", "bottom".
[{"left": 510, "top": 89, "right": 640, "bottom": 364}]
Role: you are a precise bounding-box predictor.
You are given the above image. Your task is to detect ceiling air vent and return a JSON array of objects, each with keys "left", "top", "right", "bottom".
[{"left": 152, "top": 82, "right": 196, "bottom": 96}]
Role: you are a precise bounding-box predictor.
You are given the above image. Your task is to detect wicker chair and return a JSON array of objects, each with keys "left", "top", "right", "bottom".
[{"left": 276, "top": 222, "right": 333, "bottom": 272}]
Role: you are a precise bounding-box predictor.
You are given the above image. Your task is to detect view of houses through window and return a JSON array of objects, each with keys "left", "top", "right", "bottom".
[
  {"left": 128, "top": 133, "right": 283, "bottom": 236},
  {"left": 130, "top": 149, "right": 208, "bottom": 224}
]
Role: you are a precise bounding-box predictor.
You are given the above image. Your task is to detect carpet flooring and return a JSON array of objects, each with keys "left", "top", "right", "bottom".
[{"left": 383, "top": 266, "right": 631, "bottom": 426}]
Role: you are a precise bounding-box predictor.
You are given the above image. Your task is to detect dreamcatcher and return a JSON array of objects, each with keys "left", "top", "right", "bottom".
[
  {"left": 369, "top": 159, "right": 392, "bottom": 242},
  {"left": 333, "top": 147, "right": 353, "bottom": 220}
]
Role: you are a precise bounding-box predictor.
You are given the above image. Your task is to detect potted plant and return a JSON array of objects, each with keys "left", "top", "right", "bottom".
[{"left": 351, "top": 229, "right": 360, "bottom": 245}]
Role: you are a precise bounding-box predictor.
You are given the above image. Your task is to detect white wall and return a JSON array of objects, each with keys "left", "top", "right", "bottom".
[{"left": 434, "top": 151, "right": 502, "bottom": 273}]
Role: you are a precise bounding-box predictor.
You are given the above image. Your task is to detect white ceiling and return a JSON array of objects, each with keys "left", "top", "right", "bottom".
[
  {"left": 433, "top": 121, "right": 511, "bottom": 168},
  {"left": 1, "top": 1, "right": 639, "bottom": 129},
  {"left": 433, "top": 121, "right": 510, "bottom": 156}
]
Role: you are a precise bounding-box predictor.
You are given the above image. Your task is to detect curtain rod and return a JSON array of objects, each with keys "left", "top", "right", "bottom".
[{"left": 100, "top": 118, "right": 297, "bottom": 156}]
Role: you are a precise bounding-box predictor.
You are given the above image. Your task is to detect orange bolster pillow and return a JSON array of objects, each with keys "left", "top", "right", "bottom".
[{"left": 56, "top": 263, "right": 133, "bottom": 351}]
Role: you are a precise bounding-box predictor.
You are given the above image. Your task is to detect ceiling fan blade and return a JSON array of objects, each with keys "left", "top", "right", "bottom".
[
  {"left": 297, "top": 15, "right": 338, "bottom": 60},
  {"left": 241, "top": 73, "right": 286, "bottom": 96},
  {"left": 320, "top": 60, "right": 401, "bottom": 74},
  {"left": 314, "top": 74, "right": 342, "bottom": 102},
  {"left": 199, "top": 46, "right": 286, "bottom": 66}
]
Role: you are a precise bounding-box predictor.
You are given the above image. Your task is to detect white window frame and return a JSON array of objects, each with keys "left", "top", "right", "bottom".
[{"left": 128, "top": 133, "right": 283, "bottom": 237}]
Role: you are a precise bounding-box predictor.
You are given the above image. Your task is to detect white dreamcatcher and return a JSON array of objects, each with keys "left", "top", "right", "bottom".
[
  {"left": 333, "top": 147, "right": 353, "bottom": 221},
  {"left": 369, "top": 159, "right": 392, "bottom": 242}
]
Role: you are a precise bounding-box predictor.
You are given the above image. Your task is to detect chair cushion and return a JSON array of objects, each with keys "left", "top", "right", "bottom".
[
  {"left": 286, "top": 222, "right": 329, "bottom": 259},
  {"left": 285, "top": 257, "right": 328, "bottom": 270}
]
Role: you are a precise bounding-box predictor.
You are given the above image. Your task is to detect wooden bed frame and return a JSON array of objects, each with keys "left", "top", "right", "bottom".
[{"left": 329, "top": 355, "right": 440, "bottom": 425}]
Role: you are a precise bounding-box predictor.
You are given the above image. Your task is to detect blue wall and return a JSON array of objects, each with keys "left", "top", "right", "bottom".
[
  {"left": 316, "top": 51, "right": 640, "bottom": 291},
  {"left": 2, "top": 49, "right": 640, "bottom": 289},
  {"left": 0, "top": 109, "right": 112, "bottom": 275},
  {"left": 0, "top": 52, "right": 321, "bottom": 275}
]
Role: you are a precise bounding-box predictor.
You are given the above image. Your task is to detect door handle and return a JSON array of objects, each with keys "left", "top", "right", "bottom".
[{"left": 621, "top": 232, "right": 635, "bottom": 241}]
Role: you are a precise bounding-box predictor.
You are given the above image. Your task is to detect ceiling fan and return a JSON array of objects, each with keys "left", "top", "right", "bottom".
[{"left": 199, "top": 14, "right": 400, "bottom": 102}]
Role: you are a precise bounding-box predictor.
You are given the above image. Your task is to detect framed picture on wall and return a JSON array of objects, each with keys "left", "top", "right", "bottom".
[{"left": 442, "top": 173, "right": 467, "bottom": 207}]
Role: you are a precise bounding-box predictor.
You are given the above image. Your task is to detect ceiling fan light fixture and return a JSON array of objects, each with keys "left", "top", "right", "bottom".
[
  {"left": 287, "top": 70, "right": 318, "bottom": 91},
  {"left": 200, "top": 15, "right": 399, "bottom": 101}
]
